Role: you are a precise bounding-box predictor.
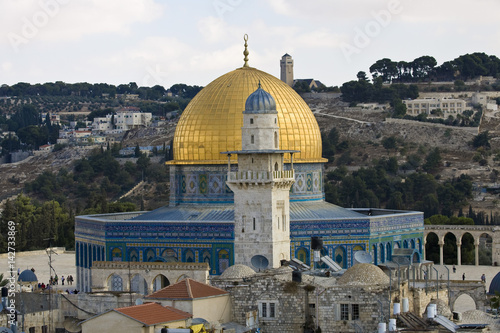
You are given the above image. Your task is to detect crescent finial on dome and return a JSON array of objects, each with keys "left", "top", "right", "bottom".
[{"left": 243, "top": 34, "right": 249, "bottom": 67}]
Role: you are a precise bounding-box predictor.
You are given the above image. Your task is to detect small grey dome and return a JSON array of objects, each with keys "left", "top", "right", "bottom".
[
  {"left": 244, "top": 84, "right": 277, "bottom": 114},
  {"left": 219, "top": 264, "right": 256, "bottom": 280},
  {"left": 337, "top": 263, "right": 389, "bottom": 286},
  {"left": 18, "top": 269, "right": 38, "bottom": 283}
]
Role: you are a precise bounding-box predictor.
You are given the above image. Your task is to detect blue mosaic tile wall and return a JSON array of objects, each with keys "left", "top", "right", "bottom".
[{"left": 169, "top": 163, "right": 324, "bottom": 204}]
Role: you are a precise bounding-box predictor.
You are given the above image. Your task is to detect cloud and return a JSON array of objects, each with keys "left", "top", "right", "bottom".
[{"left": 1, "top": 0, "right": 164, "bottom": 45}]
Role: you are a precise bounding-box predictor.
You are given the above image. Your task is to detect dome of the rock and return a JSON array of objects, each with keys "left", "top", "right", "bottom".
[{"left": 170, "top": 66, "right": 325, "bottom": 165}]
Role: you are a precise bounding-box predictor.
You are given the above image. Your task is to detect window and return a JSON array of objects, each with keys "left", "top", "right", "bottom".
[
  {"left": 352, "top": 304, "right": 360, "bottom": 320},
  {"left": 253, "top": 217, "right": 256, "bottom": 230},
  {"left": 341, "top": 304, "right": 349, "bottom": 320},
  {"left": 42, "top": 325, "right": 48, "bottom": 333},
  {"left": 259, "top": 301, "right": 277, "bottom": 319},
  {"left": 337, "top": 304, "right": 360, "bottom": 321},
  {"left": 250, "top": 118, "right": 254, "bottom": 124},
  {"left": 251, "top": 135, "right": 254, "bottom": 144}
]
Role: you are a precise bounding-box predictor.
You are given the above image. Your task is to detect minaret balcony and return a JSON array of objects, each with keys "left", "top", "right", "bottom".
[{"left": 227, "top": 170, "right": 295, "bottom": 183}]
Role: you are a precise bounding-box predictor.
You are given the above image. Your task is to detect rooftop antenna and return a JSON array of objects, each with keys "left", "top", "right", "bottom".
[{"left": 44, "top": 237, "right": 56, "bottom": 333}]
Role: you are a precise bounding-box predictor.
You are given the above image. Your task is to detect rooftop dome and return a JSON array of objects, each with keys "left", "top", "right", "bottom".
[
  {"left": 426, "top": 299, "right": 452, "bottom": 318},
  {"left": 170, "top": 66, "right": 325, "bottom": 165},
  {"left": 18, "top": 269, "right": 37, "bottom": 283},
  {"left": 337, "top": 263, "right": 389, "bottom": 286},
  {"left": 219, "top": 264, "right": 256, "bottom": 280},
  {"left": 244, "top": 83, "right": 277, "bottom": 114},
  {"left": 489, "top": 271, "right": 500, "bottom": 295}
]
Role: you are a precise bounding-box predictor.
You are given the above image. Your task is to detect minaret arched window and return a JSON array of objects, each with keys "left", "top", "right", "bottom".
[
  {"left": 253, "top": 217, "right": 256, "bottom": 230},
  {"left": 251, "top": 135, "right": 254, "bottom": 144},
  {"left": 250, "top": 118, "right": 254, "bottom": 124},
  {"left": 274, "top": 131, "right": 278, "bottom": 148},
  {"left": 274, "top": 162, "right": 279, "bottom": 171}
]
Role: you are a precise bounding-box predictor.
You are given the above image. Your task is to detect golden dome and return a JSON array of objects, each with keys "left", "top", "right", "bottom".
[{"left": 170, "top": 66, "right": 326, "bottom": 165}]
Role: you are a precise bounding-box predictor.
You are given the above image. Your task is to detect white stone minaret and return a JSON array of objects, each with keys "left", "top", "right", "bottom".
[
  {"left": 280, "top": 54, "right": 294, "bottom": 87},
  {"left": 223, "top": 83, "right": 297, "bottom": 269}
]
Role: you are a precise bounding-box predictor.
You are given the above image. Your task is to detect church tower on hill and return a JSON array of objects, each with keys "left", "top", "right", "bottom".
[
  {"left": 223, "top": 83, "right": 298, "bottom": 269},
  {"left": 280, "top": 53, "right": 294, "bottom": 87}
]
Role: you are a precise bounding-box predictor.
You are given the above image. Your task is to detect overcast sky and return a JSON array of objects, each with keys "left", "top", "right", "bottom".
[{"left": 1, "top": 0, "right": 499, "bottom": 89}]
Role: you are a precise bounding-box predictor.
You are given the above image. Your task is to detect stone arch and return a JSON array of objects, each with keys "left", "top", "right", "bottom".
[
  {"left": 460, "top": 232, "right": 475, "bottom": 265},
  {"left": 403, "top": 239, "right": 409, "bottom": 248},
  {"left": 107, "top": 273, "right": 123, "bottom": 291},
  {"left": 425, "top": 232, "right": 439, "bottom": 263},
  {"left": 131, "top": 274, "right": 148, "bottom": 295},
  {"left": 410, "top": 239, "right": 416, "bottom": 249},
  {"left": 478, "top": 232, "right": 493, "bottom": 265},
  {"left": 444, "top": 232, "right": 458, "bottom": 265},
  {"left": 393, "top": 241, "right": 401, "bottom": 249},
  {"left": 152, "top": 274, "right": 170, "bottom": 292},
  {"left": 452, "top": 293, "right": 476, "bottom": 312}
]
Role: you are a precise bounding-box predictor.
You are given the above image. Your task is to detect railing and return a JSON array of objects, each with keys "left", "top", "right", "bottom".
[{"left": 228, "top": 170, "right": 294, "bottom": 182}]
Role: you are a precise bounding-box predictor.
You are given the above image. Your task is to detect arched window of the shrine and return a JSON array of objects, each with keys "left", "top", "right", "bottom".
[
  {"left": 371, "top": 244, "right": 378, "bottom": 265},
  {"left": 379, "top": 244, "right": 385, "bottom": 263},
  {"left": 334, "top": 246, "right": 347, "bottom": 269},
  {"left": 184, "top": 249, "right": 195, "bottom": 262},
  {"left": 203, "top": 250, "right": 211, "bottom": 264},
  {"left": 162, "top": 248, "right": 178, "bottom": 262},
  {"left": 128, "top": 248, "right": 139, "bottom": 262},
  {"left": 218, "top": 249, "right": 230, "bottom": 274},
  {"left": 386, "top": 243, "right": 392, "bottom": 261},
  {"left": 296, "top": 247, "right": 309, "bottom": 265},
  {"left": 274, "top": 162, "right": 279, "bottom": 171},
  {"left": 111, "top": 247, "right": 122, "bottom": 262},
  {"left": 274, "top": 131, "right": 278, "bottom": 148},
  {"left": 145, "top": 249, "right": 155, "bottom": 262}
]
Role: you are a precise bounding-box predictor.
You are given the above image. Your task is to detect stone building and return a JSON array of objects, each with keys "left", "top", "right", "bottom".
[{"left": 212, "top": 264, "right": 392, "bottom": 333}]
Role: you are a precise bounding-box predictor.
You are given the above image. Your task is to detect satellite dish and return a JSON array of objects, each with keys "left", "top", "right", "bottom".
[
  {"left": 63, "top": 317, "right": 82, "bottom": 333},
  {"left": 0, "top": 327, "right": 13, "bottom": 333},
  {"left": 135, "top": 299, "right": 144, "bottom": 306},
  {"left": 354, "top": 251, "right": 372, "bottom": 264},
  {"left": 251, "top": 255, "right": 269, "bottom": 271}
]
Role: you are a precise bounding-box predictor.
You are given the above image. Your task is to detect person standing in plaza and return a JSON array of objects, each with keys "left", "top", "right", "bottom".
[{"left": 462, "top": 273, "right": 466, "bottom": 281}]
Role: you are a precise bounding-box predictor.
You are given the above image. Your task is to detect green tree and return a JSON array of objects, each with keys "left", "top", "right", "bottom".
[{"left": 423, "top": 148, "right": 442, "bottom": 173}]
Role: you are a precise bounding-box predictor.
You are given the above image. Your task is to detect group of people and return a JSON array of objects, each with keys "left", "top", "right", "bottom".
[{"left": 49, "top": 274, "right": 74, "bottom": 286}]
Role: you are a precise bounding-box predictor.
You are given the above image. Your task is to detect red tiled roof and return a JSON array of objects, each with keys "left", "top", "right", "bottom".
[
  {"left": 114, "top": 302, "right": 191, "bottom": 326},
  {"left": 145, "top": 278, "right": 228, "bottom": 300}
]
